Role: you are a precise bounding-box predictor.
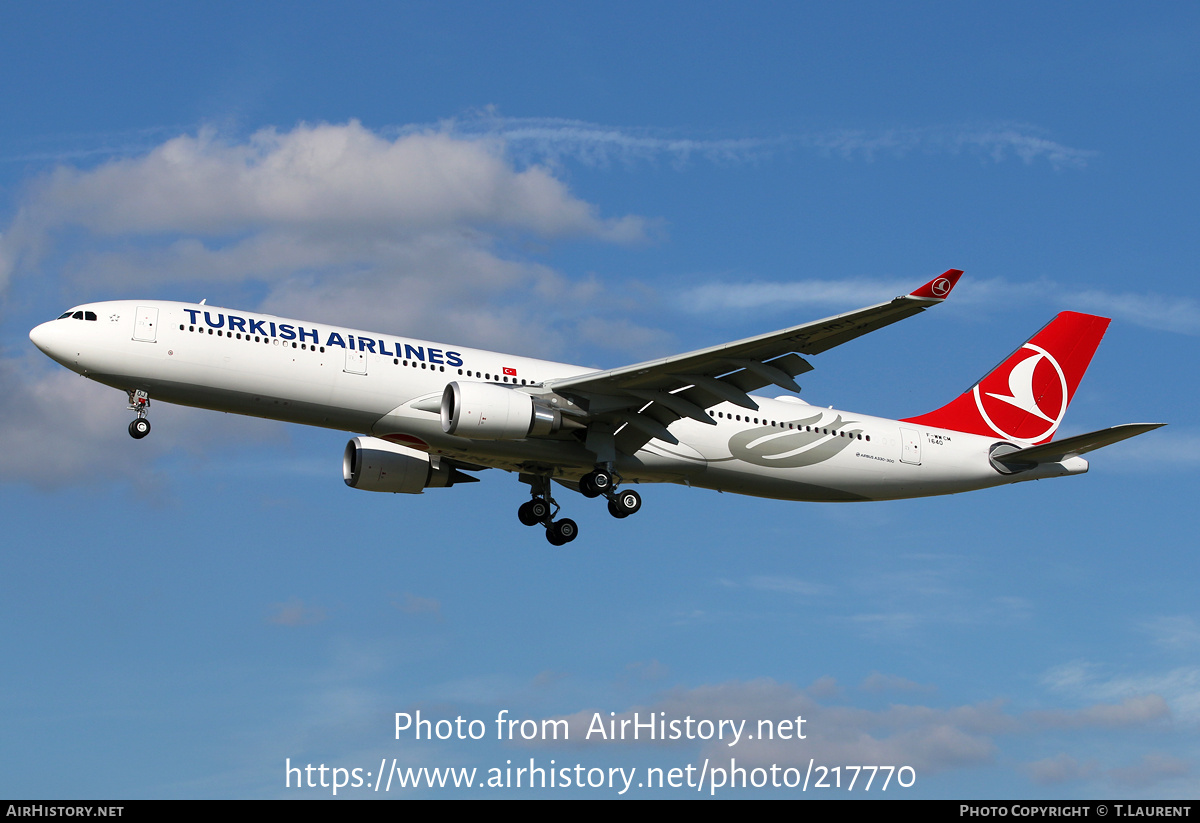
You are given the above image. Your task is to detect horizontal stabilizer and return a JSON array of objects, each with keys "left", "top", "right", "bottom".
[{"left": 993, "top": 423, "right": 1165, "bottom": 469}]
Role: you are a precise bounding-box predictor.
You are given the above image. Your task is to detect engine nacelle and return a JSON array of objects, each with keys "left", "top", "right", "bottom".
[
  {"left": 343, "top": 436, "right": 468, "bottom": 493},
  {"left": 440, "top": 381, "right": 562, "bottom": 439}
]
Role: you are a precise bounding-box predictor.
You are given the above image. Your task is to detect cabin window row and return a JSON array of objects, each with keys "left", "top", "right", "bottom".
[
  {"left": 714, "top": 410, "right": 870, "bottom": 441},
  {"left": 392, "top": 358, "right": 447, "bottom": 373},
  {"left": 451, "top": 369, "right": 530, "bottom": 385},
  {"left": 181, "top": 324, "right": 325, "bottom": 352}
]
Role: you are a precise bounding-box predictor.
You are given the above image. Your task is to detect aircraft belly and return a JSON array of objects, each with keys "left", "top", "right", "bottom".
[
  {"left": 625, "top": 439, "right": 707, "bottom": 480},
  {"left": 858, "top": 431, "right": 1010, "bottom": 500},
  {"left": 666, "top": 409, "right": 1012, "bottom": 502}
]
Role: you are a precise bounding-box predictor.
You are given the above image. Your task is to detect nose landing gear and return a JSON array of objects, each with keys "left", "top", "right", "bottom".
[{"left": 127, "top": 390, "right": 151, "bottom": 439}]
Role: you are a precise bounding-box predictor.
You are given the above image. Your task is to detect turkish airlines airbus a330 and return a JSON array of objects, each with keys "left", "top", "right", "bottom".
[{"left": 29, "top": 270, "right": 1162, "bottom": 544}]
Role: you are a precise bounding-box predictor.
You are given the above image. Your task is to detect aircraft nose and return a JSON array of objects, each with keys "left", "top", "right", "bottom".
[
  {"left": 29, "top": 320, "right": 71, "bottom": 362},
  {"left": 29, "top": 321, "right": 54, "bottom": 353}
]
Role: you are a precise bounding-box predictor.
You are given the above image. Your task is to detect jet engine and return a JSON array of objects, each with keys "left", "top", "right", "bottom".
[
  {"left": 440, "top": 381, "right": 564, "bottom": 439},
  {"left": 343, "top": 436, "right": 476, "bottom": 494}
]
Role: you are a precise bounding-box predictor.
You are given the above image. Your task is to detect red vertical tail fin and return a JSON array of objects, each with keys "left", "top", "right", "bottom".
[{"left": 902, "top": 312, "right": 1110, "bottom": 444}]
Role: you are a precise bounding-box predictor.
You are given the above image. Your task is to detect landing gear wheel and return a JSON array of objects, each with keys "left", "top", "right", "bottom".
[
  {"left": 546, "top": 518, "right": 579, "bottom": 546},
  {"left": 129, "top": 418, "right": 151, "bottom": 439},
  {"left": 611, "top": 488, "right": 641, "bottom": 517},
  {"left": 518, "top": 497, "right": 551, "bottom": 526},
  {"left": 584, "top": 470, "right": 613, "bottom": 495},
  {"left": 517, "top": 501, "right": 540, "bottom": 526},
  {"left": 579, "top": 474, "right": 600, "bottom": 498}
]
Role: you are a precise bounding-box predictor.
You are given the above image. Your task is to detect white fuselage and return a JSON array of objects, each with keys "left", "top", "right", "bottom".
[{"left": 29, "top": 300, "right": 1087, "bottom": 502}]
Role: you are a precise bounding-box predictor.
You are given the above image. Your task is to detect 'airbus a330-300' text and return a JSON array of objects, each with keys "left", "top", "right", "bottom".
[{"left": 29, "top": 270, "right": 1163, "bottom": 544}]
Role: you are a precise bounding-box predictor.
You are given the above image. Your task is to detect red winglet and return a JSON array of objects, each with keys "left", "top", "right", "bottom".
[{"left": 908, "top": 269, "right": 964, "bottom": 301}]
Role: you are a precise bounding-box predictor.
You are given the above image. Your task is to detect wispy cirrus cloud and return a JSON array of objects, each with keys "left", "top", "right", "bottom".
[
  {"left": 799, "top": 123, "right": 1096, "bottom": 169},
  {"left": 1141, "top": 616, "right": 1200, "bottom": 651},
  {"left": 681, "top": 278, "right": 910, "bottom": 313},
  {"left": 1042, "top": 660, "right": 1200, "bottom": 723},
  {"left": 679, "top": 275, "right": 1200, "bottom": 336},
  {"left": 435, "top": 113, "right": 1095, "bottom": 171},
  {"left": 7, "top": 114, "right": 1094, "bottom": 174},
  {"left": 439, "top": 114, "right": 784, "bottom": 169}
]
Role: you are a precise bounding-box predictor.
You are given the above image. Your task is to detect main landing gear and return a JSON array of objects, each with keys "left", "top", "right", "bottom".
[
  {"left": 127, "top": 390, "right": 151, "bottom": 439},
  {"left": 582, "top": 467, "right": 641, "bottom": 520},
  {"left": 518, "top": 467, "right": 642, "bottom": 545},
  {"left": 517, "top": 474, "right": 579, "bottom": 546}
]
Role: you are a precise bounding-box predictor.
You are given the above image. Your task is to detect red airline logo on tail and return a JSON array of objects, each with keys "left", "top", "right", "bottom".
[
  {"left": 974, "top": 343, "right": 1068, "bottom": 442},
  {"left": 903, "top": 311, "right": 1110, "bottom": 445}
]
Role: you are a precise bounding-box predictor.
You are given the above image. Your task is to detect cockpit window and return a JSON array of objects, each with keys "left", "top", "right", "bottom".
[
  {"left": 57, "top": 310, "right": 98, "bottom": 320},
  {"left": 84, "top": 311, "right": 97, "bottom": 320},
  {"left": 58, "top": 312, "right": 72, "bottom": 319}
]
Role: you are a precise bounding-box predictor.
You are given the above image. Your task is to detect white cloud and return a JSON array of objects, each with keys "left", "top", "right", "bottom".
[
  {"left": 518, "top": 676, "right": 1188, "bottom": 791},
  {"left": 1106, "top": 752, "right": 1192, "bottom": 789},
  {"left": 0, "top": 122, "right": 648, "bottom": 319},
  {"left": 2, "top": 122, "right": 669, "bottom": 365},
  {"left": 537, "top": 679, "right": 1004, "bottom": 774},
  {"left": 0, "top": 352, "right": 287, "bottom": 488},
  {"left": 17, "top": 121, "right": 643, "bottom": 241},
  {"left": 0, "top": 355, "right": 138, "bottom": 487}
]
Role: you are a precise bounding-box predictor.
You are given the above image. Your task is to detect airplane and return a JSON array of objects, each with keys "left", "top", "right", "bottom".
[{"left": 28, "top": 270, "right": 1163, "bottom": 545}]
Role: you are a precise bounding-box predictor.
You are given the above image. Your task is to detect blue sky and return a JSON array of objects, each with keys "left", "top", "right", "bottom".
[{"left": 1, "top": 2, "right": 1197, "bottom": 798}]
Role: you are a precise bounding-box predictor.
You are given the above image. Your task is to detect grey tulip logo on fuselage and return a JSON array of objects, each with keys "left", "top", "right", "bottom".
[{"left": 724, "top": 412, "right": 863, "bottom": 469}]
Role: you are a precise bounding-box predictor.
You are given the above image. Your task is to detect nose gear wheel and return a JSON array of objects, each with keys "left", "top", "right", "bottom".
[{"left": 126, "top": 389, "right": 151, "bottom": 439}]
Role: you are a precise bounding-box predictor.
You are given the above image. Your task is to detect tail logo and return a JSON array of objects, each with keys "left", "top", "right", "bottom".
[
  {"left": 972, "top": 344, "right": 1068, "bottom": 443},
  {"left": 931, "top": 277, "right": 952, "bottom": 297}
]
